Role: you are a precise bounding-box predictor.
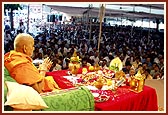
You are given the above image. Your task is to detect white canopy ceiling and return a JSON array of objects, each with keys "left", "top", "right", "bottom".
[{"left": 46, "top": 3, "right": 164, "bottom": 21}]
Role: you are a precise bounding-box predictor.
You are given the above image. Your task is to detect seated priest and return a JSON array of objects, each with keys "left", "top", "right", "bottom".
[{"left": 4, "top": 33, "right": 60, "bottom": 93}]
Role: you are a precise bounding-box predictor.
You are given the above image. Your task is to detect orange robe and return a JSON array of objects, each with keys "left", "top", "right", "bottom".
[{"left": 4, "top": 50, "right": 60, "bottom": 92}]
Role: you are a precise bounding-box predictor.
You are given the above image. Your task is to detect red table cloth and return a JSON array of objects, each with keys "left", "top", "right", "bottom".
[
  {"left": 46, "top": 70, "right": 158, "bottom": 111},
  {"left": 92, "top": 86, "right": 158, "bottom": 111}
]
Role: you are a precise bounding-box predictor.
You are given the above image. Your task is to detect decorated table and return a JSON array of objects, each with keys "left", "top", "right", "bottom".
[
  {"left": 91, "top": 86, "right": 158, "bottom": 111},
  {"left": 46, "top": 68, "right": 158, "bottom": 111}
]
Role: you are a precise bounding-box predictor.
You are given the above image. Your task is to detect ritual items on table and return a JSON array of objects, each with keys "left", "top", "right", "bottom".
[
  {"left": 129, "top": 70, "right": 146, "bottom": 93},
  {"left": 46, "top": 65, "right": 158, "bottom": 111},
  {"left": 88, "top": 66, "right": 95, "bottom": 72},
  {"left": 94, "top": 63, "right": 101, "bottom": 72},
  {"left": 114, "top": 70, "right": 126, "bottom": 80},
  {"left": 109, "top": 57, "right": 123, "bottom": 72},
  {"left": 94, "top": 77, "right": 104, "bottom": 90},
  {"left": 68, "top": 50, "right": 81, "bottom": 75},
  {"left": 79, "top": 69, "right": 115, "bottom": 85}
]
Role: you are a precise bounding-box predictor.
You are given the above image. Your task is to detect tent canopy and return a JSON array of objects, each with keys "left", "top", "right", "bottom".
[{"left": 46, "top": 4, "right": 164, "bottom": 21}]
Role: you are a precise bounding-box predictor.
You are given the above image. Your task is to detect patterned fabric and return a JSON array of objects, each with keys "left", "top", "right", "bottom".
[{"left": 41, "top": 86, "right": 94, "bottom": 111}]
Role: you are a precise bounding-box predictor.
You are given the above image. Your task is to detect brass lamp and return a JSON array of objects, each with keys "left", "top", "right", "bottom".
[
  {"left": 130, "top": 70, "right": 145, "bottom": 93},
  {"left": 68, "top": 50, "right": 81, "bottom": 75}
]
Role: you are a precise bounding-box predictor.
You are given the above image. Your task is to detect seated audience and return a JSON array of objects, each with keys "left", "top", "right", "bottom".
[
  {"left": 122, "top": 62, "right": 132, "bottom": 74},
  {"left": 51, "top": 58, "right": 62, "bottom": 71},
  {"left": 136, "top": 64, "right": 144, "bottom": 74},
  {"left": 4, "top": 24, "right": 164, "bottom": 84},
  {"left": 100, "top": 58, "right": 108, "bottom": 69},
  {"left": 132, "top": 56, "right": 142, "bottom": 70},
  {"left": 81, "top": 57, "right": 91, "bottom": 67},
  {"left": 143, "top": 69, "right": 153, "bottom": 79},
  {"left": 151, "top": 64, "right": 162, "bottom": 79}
]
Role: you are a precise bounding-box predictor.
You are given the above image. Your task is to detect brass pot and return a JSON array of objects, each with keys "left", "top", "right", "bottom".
[{"left": 94, "top": 79, "right": 103, "bottom": 90}]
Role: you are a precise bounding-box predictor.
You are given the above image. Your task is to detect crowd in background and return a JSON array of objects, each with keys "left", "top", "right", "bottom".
[{"left": 4, "top": 22, "right": 164, "bottom": 80}]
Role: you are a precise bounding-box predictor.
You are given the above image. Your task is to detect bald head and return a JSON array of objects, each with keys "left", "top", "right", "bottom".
[{"left": 14, "top": 33, "right": 34, "bottom": 56}]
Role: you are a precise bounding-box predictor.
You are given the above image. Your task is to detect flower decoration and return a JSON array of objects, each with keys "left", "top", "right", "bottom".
[
  {"left": 109, "top": 57, "right": 123, "bottom": 72},
  {"left": 69, "top": 50, "right": 81, "bottom": 63}
]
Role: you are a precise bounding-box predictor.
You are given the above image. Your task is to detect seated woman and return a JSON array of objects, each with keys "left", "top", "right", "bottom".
[{"left": 4, "top": 33, "right": 60, "bottom": 93}]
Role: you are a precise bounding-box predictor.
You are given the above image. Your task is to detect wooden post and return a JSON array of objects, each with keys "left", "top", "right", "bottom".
[
  {"left": 27, "top": 4, "right": 29, "bottom": 33},
  {"left": 89, "top": 4, "right": 92, "bottom": 41},
  {"left": 89, "top": 17, "right": 92, "bottom": 40},
  {"left": 148, "top": 6, "right": 151, "bottom": 45},
  {"left": 98, "top": 4, "right": 105, "bottom": 53}
]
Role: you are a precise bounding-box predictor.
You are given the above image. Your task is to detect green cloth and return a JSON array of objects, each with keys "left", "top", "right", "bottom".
[
  {"left": 42, "top": 86, "right": 94, "bottom": 111},
  {"left": 4, "top": 68, "right": 16, "bottom": 82},
  {"left": 4, "top": 68, "right": 16, "bottom": 111},
  {"left": 4, "top": 68, "right": 16, "bottom": 101}
]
